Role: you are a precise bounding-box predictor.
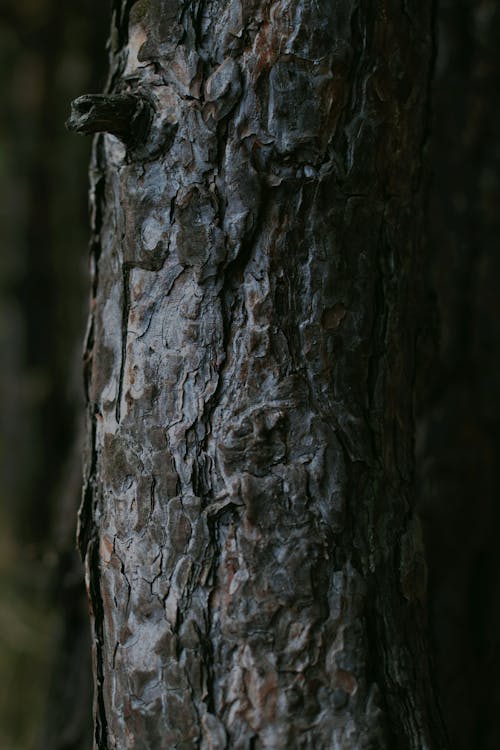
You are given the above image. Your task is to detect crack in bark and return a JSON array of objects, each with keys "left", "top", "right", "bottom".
[
  {"left": 116, "top": 264, "right": 130, "bottom": 424},
  {"left": 88, "top": 538, "right": 109, "bottom": 750}
]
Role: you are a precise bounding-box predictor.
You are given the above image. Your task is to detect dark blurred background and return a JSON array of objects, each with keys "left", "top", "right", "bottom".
[
  {"left": 0, "top": 1, "right": 107, "bottom": 747},
  {"left": 418, "top": 2, "right": 500, "bottom": 748},
  {"left": 0, "top": 2, "right": 499, "bottom": 750}
]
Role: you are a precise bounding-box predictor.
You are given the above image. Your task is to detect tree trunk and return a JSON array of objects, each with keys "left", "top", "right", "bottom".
[{"left": 79, "top": 1, "right": 447, "bottom": 747}]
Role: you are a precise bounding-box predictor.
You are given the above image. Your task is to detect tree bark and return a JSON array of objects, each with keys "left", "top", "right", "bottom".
[{"left": 80, "top": 1, "right": 447, "bottom": 747}]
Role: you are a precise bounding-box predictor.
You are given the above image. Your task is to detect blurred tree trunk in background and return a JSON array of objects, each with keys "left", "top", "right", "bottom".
[
  {"left": 418, "top": 3, "right": 500, "bottom": 749},
  {"left": 0, "top": 1, "right": 107, "bottom": 748},
  {"left": 78, "top": 1, "right": 447, "bottom": 747}
]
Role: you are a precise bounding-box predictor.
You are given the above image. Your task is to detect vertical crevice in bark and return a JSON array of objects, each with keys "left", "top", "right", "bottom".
[
  {"left": 88, "top": 538, "right": 110, "bottom": 750},
  {"left": 116, "top": 265, "right": 131, "bottom": 424}
]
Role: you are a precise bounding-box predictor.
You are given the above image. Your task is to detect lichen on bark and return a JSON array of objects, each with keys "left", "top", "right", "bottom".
[{"left": 79, "top": 1, "right": 447, "bottom": 748}]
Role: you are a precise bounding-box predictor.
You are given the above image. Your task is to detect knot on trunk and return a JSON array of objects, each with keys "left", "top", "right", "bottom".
[{"left": 66, "top": 93, "right": 152, "bottom": 147}]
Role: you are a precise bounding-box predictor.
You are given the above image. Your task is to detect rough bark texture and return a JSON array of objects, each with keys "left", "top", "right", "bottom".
[
  {"left": 418, "top": 2, "right": 500, "bottom": 749},
  {"left": 81, "top": 1, "right": 446, "bottom": 748}
]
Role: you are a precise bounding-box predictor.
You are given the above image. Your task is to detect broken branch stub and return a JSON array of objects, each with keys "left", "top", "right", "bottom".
[{"left": 65, "top": 93, "right": 152, "bottom": 147}]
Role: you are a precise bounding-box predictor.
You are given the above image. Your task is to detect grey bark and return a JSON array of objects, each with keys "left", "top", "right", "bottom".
[{"left": 79, "top": 1, "right": 447, "bottom": 748}]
